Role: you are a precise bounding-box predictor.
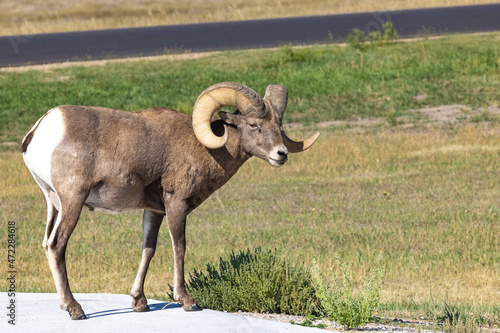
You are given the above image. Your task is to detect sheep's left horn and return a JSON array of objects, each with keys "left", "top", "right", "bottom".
[{"left": 282, "top": 131, "right": 320, "bottom": 153}]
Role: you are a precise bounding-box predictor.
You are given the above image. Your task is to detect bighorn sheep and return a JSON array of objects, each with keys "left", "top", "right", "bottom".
[{"left": 22, "top": 82, "right": 319, "bottom": 320}]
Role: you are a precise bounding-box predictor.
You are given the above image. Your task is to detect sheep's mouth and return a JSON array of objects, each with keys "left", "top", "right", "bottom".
[{"left": 269, "top": 157, "right": 287, "bottom": 167}]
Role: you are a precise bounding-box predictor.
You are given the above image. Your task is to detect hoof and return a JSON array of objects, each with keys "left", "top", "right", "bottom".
[
  {"left": 68, "top": 302, "right": 87, "bottom": 320},
  {"left": 71, "top": 312, "right": 87, "bottom": 320},
  {"left": 133, "top": 305, "right": 151, "bottom": 312},
  {"left": 182, "top": 303, "right": 202, "bottom": 312}
]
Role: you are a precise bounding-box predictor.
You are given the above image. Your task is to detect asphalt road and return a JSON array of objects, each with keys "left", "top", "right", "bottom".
[{"left": 1, "top": 3, "right": 500, "bottom": 67}]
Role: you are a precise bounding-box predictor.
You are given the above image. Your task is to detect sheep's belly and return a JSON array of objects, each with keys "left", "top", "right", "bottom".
[{"left": 85, "top": 182, "right": 145, "bottom": 214}]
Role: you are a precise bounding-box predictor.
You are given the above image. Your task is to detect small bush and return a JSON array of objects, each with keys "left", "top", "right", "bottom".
[
  {"left": 347, "top": 22, "right": 399, "bottom": 50},
  {"left": 312, "top": 254, "right": 384, "bottom": 329},
  {"left": 381, "top": 22, "right": 399, "bottom": 43},
  {"left": 347, "top": 28, "right": 366, "bottom": 50},
  {"left": 282, "top": 44, "right": 306, "bottom": 62},
  {"left": 169, "top": 248, "right": 322, "bottom": 316}
]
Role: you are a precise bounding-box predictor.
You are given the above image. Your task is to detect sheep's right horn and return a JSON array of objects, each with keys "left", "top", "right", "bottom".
[
  {"left": 282, "top": 131, "right": 320, "bottom": 153},
  {"left": 192, "top": 82, "right": 265, "bottom": 149}
]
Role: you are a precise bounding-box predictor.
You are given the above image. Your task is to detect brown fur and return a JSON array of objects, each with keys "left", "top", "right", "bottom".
[{"left": 25, "top": 94, "right": 298, "bottom": 319}]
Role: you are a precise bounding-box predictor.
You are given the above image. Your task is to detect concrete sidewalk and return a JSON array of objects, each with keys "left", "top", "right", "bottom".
[{"left": 2, "top": 293, "right": 332, "bottom": 332}]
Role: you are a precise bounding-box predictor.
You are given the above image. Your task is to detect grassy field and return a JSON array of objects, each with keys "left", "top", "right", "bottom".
[
  {"left": 0, "top": 0, "right": 496, "bottom": 36},
  {"left": 1, "top": 33, "right": 499, "bottom": 328},
  {"left": 1, "top": 32, "right": 500, "bottom": 142},
  {"left": 2, "top": 125, "right": 499, "bottom": 325}
]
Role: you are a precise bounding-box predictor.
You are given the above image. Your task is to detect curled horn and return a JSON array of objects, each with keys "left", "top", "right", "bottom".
[
  {"left": 264, "top": 84, "right": 320, "bottom": 153},
  {"left": 192, "top": 82, "right": 265, "bottom": 149}
]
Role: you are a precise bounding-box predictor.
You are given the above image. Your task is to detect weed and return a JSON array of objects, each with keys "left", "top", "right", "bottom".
[
  {"left": 347, "top": 22, "right": 399, "bottom": 50},
  {"left": 312, "top": 254, "right": 384, "bottom": 330},
  {"left": 281, "top": 44, "right": 308, "bottom": 62},
  {"left": 347, "top": 28, "right": 366, "bottom": 50},
  {"left": 381, "top": 22, "right": 399, "bottom": 43},
  {"left": 383, "top": 109, "right": 400, "bottom": 126},
  {"left": 442, "top": 304, "right": 483, "bottom": 333},
  {"left": 290, "top": 315, "right": 328, "bottom": 329}
]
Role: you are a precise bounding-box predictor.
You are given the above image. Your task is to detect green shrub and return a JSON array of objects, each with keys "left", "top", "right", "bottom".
[
  {"left": 169, "top": 248, "right": 322, "bottom": 316},
  {"left": 347, "top": 22, "right": 399, "bottom": 50},
  {"left": 347, "top": 28, "right": 366, "bottom": 50},
  {"left": 381, "top": 22, "right": 399, "bottom": 43},
  {"left": 312, "top": 254, "right": 384, "bottom": 329}
]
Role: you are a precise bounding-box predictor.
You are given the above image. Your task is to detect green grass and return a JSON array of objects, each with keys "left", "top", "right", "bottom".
[
  {"left": 379, "top": 299, "right": 500, "bottom": 330},
  {"left": 1, "top": 32, "right": 500, "bottom": 142},
  {"left": 1, "top": 33, "right": 499, "bottom": 329}
]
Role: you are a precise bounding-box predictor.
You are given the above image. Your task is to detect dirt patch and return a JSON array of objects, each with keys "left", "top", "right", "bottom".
[
  {"left": 408, "top": 104, "right": 500, "bottom": 126},
  {"left": 235, "top": 312, "right": 445, "bottom": 332},
  {"left": 284, "top": 118, "right": 386, "bottom": 132},
  {"left": 416, "top": 104, "right": 471, "bottom": 122},
  {"left": 316, "top": 118, "right": 387, "bottom": 129},
  {"left": 285, "top": 105, "right": 500, "bottom": 132}
]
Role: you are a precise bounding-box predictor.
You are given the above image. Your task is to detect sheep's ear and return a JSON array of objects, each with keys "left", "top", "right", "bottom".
[{"left": 219, "top": 111, "right": 242, "bottom": 126}]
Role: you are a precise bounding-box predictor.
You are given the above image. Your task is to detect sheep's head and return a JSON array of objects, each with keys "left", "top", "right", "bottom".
[{"left": 192, "top": 82, "right": 319, "bottom": 167}]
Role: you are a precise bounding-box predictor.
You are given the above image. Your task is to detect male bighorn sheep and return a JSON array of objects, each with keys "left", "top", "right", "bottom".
[{"left": 22, "top": 82, "right": 319, "bottom": 320}]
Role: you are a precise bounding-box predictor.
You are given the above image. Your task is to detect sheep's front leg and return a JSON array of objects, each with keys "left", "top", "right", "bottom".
[
  {"left": 166, "top": 200, "right": 201, "bottom": 311},
  {"left": 130, "top": 210, "right": 164, "bottom": 312}
]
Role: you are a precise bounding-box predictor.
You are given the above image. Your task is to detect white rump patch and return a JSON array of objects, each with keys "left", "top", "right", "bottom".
[{"left": 22, "top": 108, "right": 65, "bottom": 191}]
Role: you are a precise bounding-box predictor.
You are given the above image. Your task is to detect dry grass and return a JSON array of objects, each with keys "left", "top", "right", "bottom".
[
  {"left": 0, "top": 0, "right": 496, "bottom": 36},
  {"left": 1, "top": 32, "right": 498, "bottom": 324},
  {"left": 2, "top": 123, "right": 499, "bottom": 308}
]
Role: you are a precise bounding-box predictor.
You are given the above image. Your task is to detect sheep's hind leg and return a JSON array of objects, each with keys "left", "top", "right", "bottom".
[
  {"left": 44, "top": 189, "right": 88, "bottom": 320},
  {"left": 130, "top": 210, "right": 164, "bottom": 312}
]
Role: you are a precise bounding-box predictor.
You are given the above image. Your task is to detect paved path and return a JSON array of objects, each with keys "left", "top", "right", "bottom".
[{"left": 1, "top": 293, "right": 332, "bottom": 332}]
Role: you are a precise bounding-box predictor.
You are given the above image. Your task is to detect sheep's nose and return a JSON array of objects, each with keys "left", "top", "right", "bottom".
[{"left": 277, "top": 148, "right": 289, "bottom": 159}]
